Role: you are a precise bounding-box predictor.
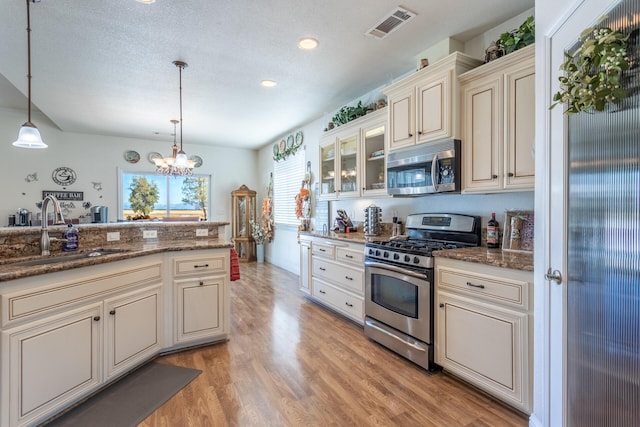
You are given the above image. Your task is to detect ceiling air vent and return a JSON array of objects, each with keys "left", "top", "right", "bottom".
[{"left": 366, "top": 7, "right": 416, "bottom": 39}]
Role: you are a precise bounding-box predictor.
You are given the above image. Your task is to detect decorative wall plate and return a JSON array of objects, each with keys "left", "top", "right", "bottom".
[
  {"left": 189, "top": 155, "right": 203, "bottom": 168},
  {"left": 52, "top": 166, "right": 77, "bottom": 186},
  {"left": 124, "top": 150, "right": 140, "bottom": 163},
  {"left": 287, "top": 134, "right": 294, "bottom": 148},
  {"left": 273, "top": 144, "right": 279, "bottom": 156},
  {"left": 295, "top": 131, "right": 303, "bottom": 146},
  {"left": 148, "top": 152, "right": 162, "bottom": 164},
  {"left": 279, "top": 139, "right": 286, "bottom": 153}
]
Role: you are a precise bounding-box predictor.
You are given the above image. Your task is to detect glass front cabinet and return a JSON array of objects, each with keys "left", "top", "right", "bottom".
[
  {"left": 231, "top": 184, "right": 256, "bottom": 262},
  {"left": 318, "top": 107, "right": 388, "bottom": 200}
]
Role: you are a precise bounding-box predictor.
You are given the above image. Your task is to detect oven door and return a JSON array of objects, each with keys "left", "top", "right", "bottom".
[{"left": 364, "top": 260, "right": 432, "bottom": 344}]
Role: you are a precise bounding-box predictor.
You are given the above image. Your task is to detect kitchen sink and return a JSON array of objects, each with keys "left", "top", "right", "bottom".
[{"left": 10, "top": 249, "right": 130, "bottom": 267}]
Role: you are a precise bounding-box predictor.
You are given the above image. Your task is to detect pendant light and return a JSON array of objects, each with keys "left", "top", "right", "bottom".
[
  {"left": 154, "top": 60, "right": 196, "bottom": 176},
  {"left": 13, "top": 0, "right": 47, "bottom": 149}
]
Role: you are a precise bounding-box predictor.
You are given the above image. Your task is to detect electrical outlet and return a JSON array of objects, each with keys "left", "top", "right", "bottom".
[
  {"left": 196, "top": 228, "right": 208, "bottom": 237},
  {"left": 142, "top": 230, "right": 157, "bottom": 239},
  {"left": 106, "top": 232, "right": 120, "bottom": 242}
]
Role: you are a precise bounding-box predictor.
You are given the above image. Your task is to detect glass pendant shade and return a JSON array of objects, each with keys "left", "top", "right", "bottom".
[{"left": 13, "top": 122, "right": 47, "bottom": 149}]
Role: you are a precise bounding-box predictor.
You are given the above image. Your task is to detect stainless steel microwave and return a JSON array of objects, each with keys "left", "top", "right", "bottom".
[{"left": 386, "top": 139, "right": 461, "bottom": 196}]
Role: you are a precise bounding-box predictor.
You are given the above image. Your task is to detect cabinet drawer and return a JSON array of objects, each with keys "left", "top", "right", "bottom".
[
  {"left": 311, "top": 242, "right": 335, "bottom": 258},
  {"left": 173, "top": 254, "right": 226, "bottom": 276},
  {"left": 312, "top": 258, "right": 363, "bottom": 295},
  {"left": 336, "top": 247, "right": 364, "bottom": 265},
  {"left": 312, "top": 278, "right": 363, "bottom": 323},
  {"left": 2, "top": 261, "right": 163, "bottom": 327},
  {"left": 437, "top": 267, "right": 528, "bottom": 309}
]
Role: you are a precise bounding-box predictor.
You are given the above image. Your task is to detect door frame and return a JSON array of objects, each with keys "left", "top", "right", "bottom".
[{"left": 534, "top": 1, "right": 622, "bottom": 426}]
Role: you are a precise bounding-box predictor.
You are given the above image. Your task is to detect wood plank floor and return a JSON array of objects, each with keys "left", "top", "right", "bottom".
[{"left": 140, "top": 262, "right": 528, "bottom": 427}]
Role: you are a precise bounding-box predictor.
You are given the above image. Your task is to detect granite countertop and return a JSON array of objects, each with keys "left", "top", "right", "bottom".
[
  {"left": 0, "top": 239, "right": 233, "bottom": 282},
  {"left": 433, "top": 246, "right": 533, "bottom": 272},
  {"left": 298, "top": 231, "right": 390, "bottom": 244}
]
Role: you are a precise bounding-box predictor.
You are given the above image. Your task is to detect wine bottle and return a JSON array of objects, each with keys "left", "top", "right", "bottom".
[{"left": 487, "top": 212, "right": 500, "bottom": 248}]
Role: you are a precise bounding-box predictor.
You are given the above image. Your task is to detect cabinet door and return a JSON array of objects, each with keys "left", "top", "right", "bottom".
[
  {"left": 175, "top": 275, "right": 226, "bottom": 344},
  {"left": 417, "top": 72, "right": 451, "bottom": 143},
  {"left": 505, "top": 65, "right": 535, "bottom": 190},
  {"left": 361, "top": 121, "right": 387, "bottom": 195},
  {"left": 462, "top": 76, "right": 503, "bottom": 192},
  {"left": 319, "top": 138, "right": 337, "bottom": 199},
  {"left": 3, "top": 303, "right": 102, "bottom": 427},
  {"left": 436, "top": 291, "right": 529, "bottom": 412},
  {"left": 105, "top": 284, "right": 162, "bottom": 379},
  {"left": 388, "top": 88, "right": 415, "bottom": 150},
  {"left": 299, "top": 240, "right": 311, "bottom": 294},
  {"left": 337, "top": 132, "right": 359, "bottom": 197}
]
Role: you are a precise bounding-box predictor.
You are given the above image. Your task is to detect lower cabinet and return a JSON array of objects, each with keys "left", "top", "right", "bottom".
[
  {"left": 299, "top": 238, "right": 311, "bottom": 294},
  {"left": 175, "top": 276, "right": 224, "bottom": 344},
  {"left": 299, "top": 234, "right": 364, "bottom": 324},
  {"left": 105, "top": 284, "right": 163, "bottom": 379},
  {"left": 0, "top": 248, "right": 230, "bottom": 427},
  {"left": 2, "top": 303, "right": 102, "bottom": 427},
  {"left": 435, "top": 257, "right": 533, "bottom": 413},
  {"left": 170, "top": 251, "right": 230, "bottom": 347}
]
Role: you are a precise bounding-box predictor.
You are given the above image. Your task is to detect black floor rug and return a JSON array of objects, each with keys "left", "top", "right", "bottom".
[{"left": 42, "top": 362, "right": 201, "bottom": 427}]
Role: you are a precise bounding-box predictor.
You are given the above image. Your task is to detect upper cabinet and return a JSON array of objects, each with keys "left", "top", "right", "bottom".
[
  {"left": 383, "top": 52, "right": 483, "bottom": 151},
  {"left": 460, "top": 45, "right": 535, "bottom": 193},
  {"left": 319, "top": 108, "right": 388, "bottom": 200}
]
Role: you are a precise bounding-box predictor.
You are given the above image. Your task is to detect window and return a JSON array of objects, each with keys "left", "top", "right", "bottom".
[
  {"left": 119, "top": 171, "right": 210, "bottom": 220},
  {"left": 273, "top": 152, "right": 306, "bottom": 226}
]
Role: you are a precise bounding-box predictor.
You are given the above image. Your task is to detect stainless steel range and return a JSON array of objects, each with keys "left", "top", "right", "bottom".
[{"left": 364, "top": 213, "right": 481, "bottom": 371}]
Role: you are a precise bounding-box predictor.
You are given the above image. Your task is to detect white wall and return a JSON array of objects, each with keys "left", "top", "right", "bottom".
[{"left": 0, "top": 107, "right": 258, "bottom": 240}]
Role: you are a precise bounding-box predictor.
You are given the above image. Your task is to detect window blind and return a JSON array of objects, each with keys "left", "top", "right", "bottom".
[{"left": 273, "top": 151, "right": 305, "bottom": 226}]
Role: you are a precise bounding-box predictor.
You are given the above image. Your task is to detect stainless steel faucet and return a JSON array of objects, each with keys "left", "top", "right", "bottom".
[{"left": 40, "top": 195, "right": 66, "bottom": 256}]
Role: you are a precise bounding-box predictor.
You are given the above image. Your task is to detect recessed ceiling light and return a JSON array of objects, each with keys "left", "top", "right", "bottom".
[
  {"left": 298, "top": 37, "right": 319, "bottom": 50},
  {"left": 136, "top": 0, "right": 155, "bottom": 4},
  {"left": 261, "top": 80, "right": 277, "bottom": 88}
]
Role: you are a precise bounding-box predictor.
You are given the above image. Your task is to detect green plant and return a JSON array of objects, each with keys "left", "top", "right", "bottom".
[
  {"left": 331, "top": 101, "right": 368, "bottom": 126},
  {"left": 181, "top": 177, "right": 209, "bottom": 220},
  {"left": 496, "top": 16, "right": 535, "bottom": 55},
  {"left": 550, "top": 18, "right": 629, "bottom": 114},
  {"left": 128, "top": 176, "right": 159, "bottom": 220}
]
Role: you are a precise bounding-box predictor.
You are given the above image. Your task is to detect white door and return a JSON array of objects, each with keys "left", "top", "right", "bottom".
[{"left": 540, "top": 0, "right": 628, "bottom": 426}]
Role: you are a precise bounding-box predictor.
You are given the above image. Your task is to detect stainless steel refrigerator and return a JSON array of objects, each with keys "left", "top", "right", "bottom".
[{"left": 567, "top": 2, "right": 639, "bottom": 425}]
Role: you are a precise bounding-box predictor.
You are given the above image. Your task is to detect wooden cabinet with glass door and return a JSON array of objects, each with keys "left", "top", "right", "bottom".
[
  {"left": 318, "top": 107, "right": 388, "bottom": 200},
  {"left": 231, "top": 185, "right": 256, "bottom": 262},
  {"left": 361, "top": 110, "right": 387, "bottom": 196}
]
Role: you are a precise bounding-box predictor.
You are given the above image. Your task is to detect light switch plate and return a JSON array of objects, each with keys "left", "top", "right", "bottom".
[
  {"left": 106, "top": 232, "right": 120, "bottom": 242},
  {"left": 143, "top": 230, "right": 157, "bottom": 239},
  {"left": 196, "top": 228, "right": 208, "bottom": 237}
]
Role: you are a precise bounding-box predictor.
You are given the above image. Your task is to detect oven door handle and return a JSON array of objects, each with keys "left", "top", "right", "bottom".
[{"left": 364, "top": 260, "right": 427, "bottom": 280}]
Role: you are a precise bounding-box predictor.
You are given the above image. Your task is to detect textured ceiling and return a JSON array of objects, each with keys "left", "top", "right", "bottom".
[{"left": 0, "top": 0, "right": 534, "bottom": 150}]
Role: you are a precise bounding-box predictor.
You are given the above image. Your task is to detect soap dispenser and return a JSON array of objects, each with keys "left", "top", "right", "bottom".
[{"left": 63, "top": 223, "right": 79, "bottom": 252}]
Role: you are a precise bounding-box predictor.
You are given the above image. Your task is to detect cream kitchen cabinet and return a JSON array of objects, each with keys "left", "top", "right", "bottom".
[
  {"left": 0, "top": 257, "right": 163, "bottom": 427},
  {"left": 105, "top": 284, "right": 163, "bottom": 379},
  {"left": 383, "top": 52, "right": 482, "bottom": 151},
  {"left": 435, "top": 257, "right": 533, "bottom": 413},
  {"left": 170, "top": 251, "right": 229, "bottom": 346},
  {"left": 301, "top": 235, "right": 365, "bottom": 324},
  {"left": 0, "top": 248, "right": 230, "bottom": 427},
  {"left": 460, "top": 44, "right": 535, "bottom": 193},
  {"left": 298, "top": 237, "right": 311, "bottom": 294},
  {"left": 319, "top": 108, "right": 388, "bottom": 200}
]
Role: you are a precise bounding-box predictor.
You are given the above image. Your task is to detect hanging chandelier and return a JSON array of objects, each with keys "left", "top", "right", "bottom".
[
  {"left": 154, "top": 60, "right": 195, "bottom": 176},
  {"left": 13, "top": 0, "right": 47, "bottom": 149}
]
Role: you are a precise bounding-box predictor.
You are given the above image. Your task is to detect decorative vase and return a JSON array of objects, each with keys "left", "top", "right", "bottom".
[{"left": 256, "top": 243, "right": 265, "bottom": 263}]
